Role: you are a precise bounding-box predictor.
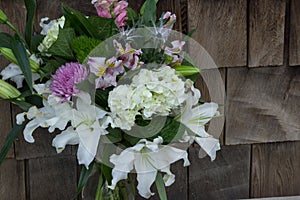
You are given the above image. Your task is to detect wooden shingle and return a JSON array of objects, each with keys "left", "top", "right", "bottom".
[{"left": 290, "top": 0, "right": 300, "bottom": 66}]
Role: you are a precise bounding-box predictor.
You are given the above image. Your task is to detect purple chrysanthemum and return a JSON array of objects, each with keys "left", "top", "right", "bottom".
[{"left": 50, "top": 62, "right": 88, "bottom": 101}]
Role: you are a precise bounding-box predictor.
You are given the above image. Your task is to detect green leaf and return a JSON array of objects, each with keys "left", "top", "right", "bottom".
[
  {"left": 75, "top": 162, "right": 95, "bottom": 198},
  {"left": 62, "top": 5, "right": 98, "bottom": 38},
  {"left": 126, "top": 7, "right": 138, "bottom": 25},
  {"left": 0, "top": 121, "right": 27, "bottom": 166},
  {"left": 87, "top": 16, "right": 117, "bottom": 40},
  {"left": 10, "top": 35, "right": 33, "bottom": 91},
  {"left": 100, "top": 164, "right": 113, "bottom": 185},
  {"left": 71, "top": 36, "right": 101, "bottom": 63},
  {"left": 155, "top": 172, "right": 168, "bottom": 200},
  {"left": 24, "top": 0, "right": 36, "bottom": 51},
  {"left": 140, "top": 0, "right": 159, "bottom": 15},
  {"left": 47, "top": 28, "right": 76, "bottom": 60},
  {"left": 141, "top": 0, "right": 157, "bottom": 26},
  {"left": 102, "top": 127, "right": 122, "bottom": 143},
  {"left": 41, "top": 57, "right": 66, "bottom": 79},
  {"left": 95, "top": 87, "right": 113, "bottom": 111},
  {"left": 0, "top": 32, "right": 12, "bottom": 48},
  {"left": 30, "top": 34, "right": 44, "bottom": 53}
]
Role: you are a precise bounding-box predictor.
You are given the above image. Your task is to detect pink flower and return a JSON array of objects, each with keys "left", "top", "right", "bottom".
[
  {"left": 50, "top": 62, "right": 88, "bottom": 102},
  {"left": 113, "top": 1, "right": 128, "bottom": 27},
  {"left": 164, "top": 40, "right": 185, "bottom": 66},
  {"left": 114, "top": 40, "right": 143, "bottom": 70},
  {"left": 88, "top": 56, "right": 124, "bottom": 89},
  {"left": 92, "top": 0, "right": 115, "bottom": 18}
]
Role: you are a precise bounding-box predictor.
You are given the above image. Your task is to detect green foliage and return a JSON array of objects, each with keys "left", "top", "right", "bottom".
[
  {"left": 0, "top": 32, "right": 12, "bottom": 48},
  {"left": 47, "top": 28, "right": 76, "bottom": 60},
  {"left": 10, "top": 35, "right": 33, "bottom": 92},
  {"left": 0, "top": 121, "right": 27, "bottom": 166},
  {"left": 62, "top": 5, "right": 98, "bottom": 38},
  {"left": 71, "top": 36, "right": 101, "bottom": 63},
  {"left": 24, "top": 0, "right": 36, "bottom": 51},
  {"left": 155, "top": 172, "right": 168, "bottom": 200},
  {"left": 87, "top": 16, "right": 118, "bottom": 40},
  {"left": 40, "top": 57, "right": 67, "bottom": 79},
  {"left": 95, "top": 87, "right": 113, "bottom": 111},
  {"left": 141, "top": 0, "right": 157, "bottom": 26},
  {"left": 75, "top": 162, "right": 95, "bottom": 198}
]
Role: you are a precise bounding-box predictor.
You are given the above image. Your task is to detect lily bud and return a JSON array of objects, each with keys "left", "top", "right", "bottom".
[
  {"left": 173, "top": 65, "right": 200, "bottom": 77},
  {"left": 0, "top": 79, "right": 21, "bottom": 99},
  {"left": 0, "top": 9, "right": 8, "bottom": 24}
]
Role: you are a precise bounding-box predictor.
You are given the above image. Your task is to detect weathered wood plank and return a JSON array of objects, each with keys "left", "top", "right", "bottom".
[
  {"left": 189, "top": 144, "right": 251, "bottom": 199},
  {"left": 290, "top": 0, "right": 300, "bottom": 66},
  {"left": 195, "top": 68, "right": 226, "bottom": 145},
  {"left": 226, "top": 66, "right": 300, "bottom": 145},
  {"left": 188, "top": 0, "right": 247, "bottom": 67},
  {"left": 28, "top": 155, "right": 77, "bottom": 200},
  {"left": 251, "top": 141, "right": 300, "bottom": 198},
  {"left": 0, "top": 159, "right": 26, "bottom": 200},
  {"left": 249, "top": 0, "right": 286, "bottom": 67},
  {"left": 0, "top": 0, "right": 27, "bottom": 159}
]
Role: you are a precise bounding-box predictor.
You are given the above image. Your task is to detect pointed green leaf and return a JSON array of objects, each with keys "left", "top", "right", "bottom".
[
  {"left": 47, "top": 28, "right": 76, "bottom": 60},
  {"left": 74, "top": 162, "right": 95, "bottom": 198},
  {"left": 24, "top": 0, "right": 36, "bottom": 51},
  {"left": 62, "top": 5, "right": 98, "bottom": 38},
  {"left": 155, "top": 172, "right": 168, "bottom": 200},
  {"left": 10, "top": 35, "right": 33, "bottom": 91},
  {"left": 0, "top": 32, "right": 12, "bottom": 48},
  {"left": 141, "top": 0, "right": 157, "bottom": 26},
  {"left": 0, "top": 121, "right": 27, "bottom": 166}
]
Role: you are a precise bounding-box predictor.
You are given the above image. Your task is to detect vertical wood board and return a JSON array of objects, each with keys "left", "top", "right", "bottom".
[
  {"left": 189, "top": 145, "right": 251, "bottom": 200},
  {"left": 188, "top": 0, "right": 247, "bottom": 67},
  {"left": 290, "top": 0, "right": 300, "bottom": 66},
  {"left": 249, "top": 0, "right": 286, "bottom": 67},
  {"left": 251, "top": 141, "right": 300, "bottom": 198}
]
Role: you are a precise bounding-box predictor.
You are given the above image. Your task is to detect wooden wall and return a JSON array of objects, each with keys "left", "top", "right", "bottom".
[{"left": 0, "top": 0, "right": 299, "bottom": 199}]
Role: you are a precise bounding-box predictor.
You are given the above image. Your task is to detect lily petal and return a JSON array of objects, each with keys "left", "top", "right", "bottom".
[
  {"left": 52, "top": 127, "right": 79, "bottom": 153},
  {"left": 194, "top": 136, "right": 220, "bottom": 161}
]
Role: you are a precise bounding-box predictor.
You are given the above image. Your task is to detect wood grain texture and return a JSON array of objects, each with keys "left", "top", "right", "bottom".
[
  {"left": 251, "top": 141, "right": 300, "bottom": 198},
  {"left": 195, "top": 68, "right": 226, "bottom": 145},
  {"left": 13, "top": 105, "right": 72, "bottom": 159},
  {"left": 0, "top": 0, "right": 27, "bottom": 158},
  {"left": 188, "top": 0, "right": 247, "bottom": 67},
  {"left": 290, "top": 0, "right": 300, "bottom": 66},
  {"left": 189, "top": 145, "right": 251, "bottom": 200},
  {"left": 249, "top": 0, "right": 286, "bottom": 67},
  {"left": 28, "top": 155, "right": 77, "bottom": 200},
  {"left": 0, "top": 159, "right": 26, "bottom": 200},
  {"left": 226, "top": 66, "right": 300, "bottom": 145}
]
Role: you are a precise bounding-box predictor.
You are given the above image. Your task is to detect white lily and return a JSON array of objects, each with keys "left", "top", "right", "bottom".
[
  {"left": 0, "top": 54, "right": 41, "bottom": 88},
  {"left": 179, "top": 100, "right": 220, "bottom": 161},
  {"left": 71, "top": 92, "right": 109, "bottom": 168},
  {"left": 16, "top": 94, "right": 74, "bottom": 143},
  {"left": 109, "top": 137, "right": 190, "bottom": 199}
]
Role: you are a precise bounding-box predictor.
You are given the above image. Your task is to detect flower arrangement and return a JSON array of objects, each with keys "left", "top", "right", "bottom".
[{"left": 0, "top": 0, "right": 221, "bottom": 199}]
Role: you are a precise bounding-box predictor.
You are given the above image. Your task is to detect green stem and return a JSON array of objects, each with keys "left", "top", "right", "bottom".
[
  {"left": 6, "top": 21, "right": 27, "bottom": 48},
  {"left": 95, "top": 174, "right": 104, "bottom": 200}
]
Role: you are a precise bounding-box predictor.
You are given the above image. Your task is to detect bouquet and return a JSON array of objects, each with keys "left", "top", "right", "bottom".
[{"left": 0, "top": 0, "right": 221, "bottom": 199}]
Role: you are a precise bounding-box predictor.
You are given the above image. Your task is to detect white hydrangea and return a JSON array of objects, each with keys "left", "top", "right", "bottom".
[
  {"left": 38, "top": 16, "right": 65, "bottom": 54},
  {"left": 108, "top": 65, "right": 186, "bottom": 130}
]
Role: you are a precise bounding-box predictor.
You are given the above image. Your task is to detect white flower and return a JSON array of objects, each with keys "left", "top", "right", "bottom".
[
  {"left": 109, "top": 137, "right": 190, "bottom": 199},
  {"left": 179, "top": 101, "right": 220, "bottom": 161},
  {"left": 17, "top": 94, "right": 74, "bottom": 143},
  {"left": 38, "top": 16, "right": 65, "bottom": 54},
  {"left": 0, "top": 54, "right": 41, "bottom": 88},
  {"left": 108, "top": 66, "right": 186, "bottom": 130},
  {"left": 71, "top": 92, "right": 109, "bottom": 168}
]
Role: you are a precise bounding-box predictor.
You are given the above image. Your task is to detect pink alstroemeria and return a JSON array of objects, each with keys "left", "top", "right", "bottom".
[
  {"left": 92, "top": 0, "right": 115, "bottom": 18},
  {"left": 164, "top": 40, "right": 185, "bottom": 66},
  {"left": 113, "top": 1, "right": 128, "bottom": 27},
  {"left": 88, "top": 56, "right": 124, "bottom": 89},
  {"left": 163, "top": 11, "right": 176, "bottom": 29},
  {"left": 114, "top": 40, "right": 143, "bottom": 70}
]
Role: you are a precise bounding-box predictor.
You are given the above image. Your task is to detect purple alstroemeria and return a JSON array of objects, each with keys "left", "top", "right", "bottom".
[{"left": 164, "top": 40, "right": 186, "bottom": 66}]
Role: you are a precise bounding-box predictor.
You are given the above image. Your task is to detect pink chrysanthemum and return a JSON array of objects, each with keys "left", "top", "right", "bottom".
[{"left": 50, "top": 62, "right": 88, "bottom": 101}]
